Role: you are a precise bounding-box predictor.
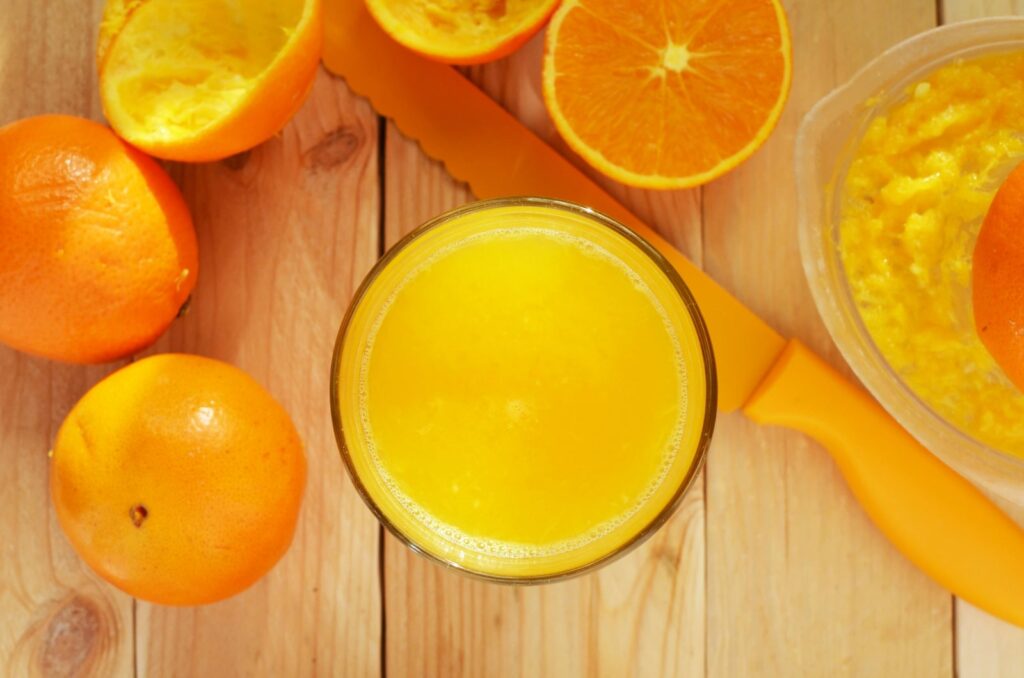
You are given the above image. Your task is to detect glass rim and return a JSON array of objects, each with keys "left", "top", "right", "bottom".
[{"left": 329, "top": 196, "right": 717, "bottom": 584}]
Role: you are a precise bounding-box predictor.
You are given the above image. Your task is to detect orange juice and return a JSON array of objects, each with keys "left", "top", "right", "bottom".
[{"left": 332, "top": 199, "right": 714, "bottom": 579}]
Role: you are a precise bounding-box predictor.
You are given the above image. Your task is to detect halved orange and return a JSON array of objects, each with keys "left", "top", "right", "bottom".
[
  {"left": 365, "top": 0, "right": 561, "bottom": 65},
  {"left": 543, "top": 0, "right": 792, "bottom": 189},
  {"left": 974, "top": 161, "right": 1024, "bottom": 391},
  {"left": 98, "top": 0, "right": 322, "bottom": 162}
]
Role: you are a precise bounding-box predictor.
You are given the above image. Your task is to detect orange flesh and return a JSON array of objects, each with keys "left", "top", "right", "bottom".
[
  {"left": 366, "top": 0, "right": 559, "bottom": 63},
  {"left": 544, "top": 0, "right": 791, "bottom": 188},
  {"left": 101, "top": 0, "right": 305, "bottom": 141},
  {"left": 839, "top": 52, "right": 1024, "bottom": 455}
]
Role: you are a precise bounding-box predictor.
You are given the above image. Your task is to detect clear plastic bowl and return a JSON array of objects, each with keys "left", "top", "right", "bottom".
[{"left": 796, "top": 17, "right": 1024, "bottom": 507}]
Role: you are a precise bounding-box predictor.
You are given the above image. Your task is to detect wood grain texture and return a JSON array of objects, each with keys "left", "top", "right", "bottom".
[
  {"left": 383, "top": 482, "right": 705, "bottom": 678},
  {"left": 943, "top": 0, "right": 1024, "bottom": 19},
  {"left": 7, "top": 1, "right": 1024, "bottom": 676},
  {"left": 958, "top": 600, "right": 1024, "bottom": 678},
  {"left": 133, "top": 69, "right": 383, "bottom": 677},
  {"left": 0, "top": 2, "right": 134, "bottom": 676},
  {"left": 381, "top": 36, "right": 709, "bottom": 672},
  {"left": 0, "top": 356, "right": 133, "bottom": 678},
  {"left": 703, "top": 1, "right": 953, "bottom": 675},
  {"left": 939, "top": 3, "right": 1024, "bottom": 675}
]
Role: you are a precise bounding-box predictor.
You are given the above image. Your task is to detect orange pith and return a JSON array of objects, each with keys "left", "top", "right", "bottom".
[
  {"left": 543, "top": 0, "right": 792, "bottom": 189},
  {"left": 98, "top": 0, "right": 322, "bottom": 162},
  {"left": 51, "top": 354, "right": 307, "bottom": 606},
  {"left": 365, "top": 0, "right": 561, "bottom": 65},
  {"left": 974, "top": 161, "right": 1024, "bottom": 391},
  {"left": 0, "top": 114, "right": 197, "bottom": 364}
]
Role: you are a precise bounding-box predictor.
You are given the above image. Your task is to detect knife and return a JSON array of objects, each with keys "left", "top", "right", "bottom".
[{"left": 322, "top": 1, "right": 1024, "bottom": 626}]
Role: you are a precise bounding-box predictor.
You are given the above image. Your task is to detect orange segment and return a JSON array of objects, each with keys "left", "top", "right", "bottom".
[
  {"left": 543, "top": 0, "right": 792, "bottom": 189},
  {"left": 98, "top": 0, "right": 322, "bottom": 162},
  {"left": 365, "top": 0, "right": 560, "bottom": 65},
  {"left": 973, "top": 161, "right": 1024, "bottom": 391}
]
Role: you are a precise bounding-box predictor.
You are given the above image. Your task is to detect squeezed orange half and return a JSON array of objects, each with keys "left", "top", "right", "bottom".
[{"left": 98, "top": 0, "right": 322, "bottom": 161}]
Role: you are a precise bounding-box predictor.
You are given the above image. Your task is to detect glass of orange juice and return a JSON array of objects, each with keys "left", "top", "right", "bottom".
[{"left": 331, "top": 197, "right": 716, "bottom": 581}]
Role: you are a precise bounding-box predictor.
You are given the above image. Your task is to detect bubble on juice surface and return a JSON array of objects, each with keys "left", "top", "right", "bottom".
[{"left": 355, "top": 226, "right": 692, "bottom": 561}]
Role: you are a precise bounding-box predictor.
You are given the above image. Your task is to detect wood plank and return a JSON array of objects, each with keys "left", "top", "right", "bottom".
[
  {"left": 0, "top": 362, "right": 133, "bottom": 678},
  {"left": 382, "top": 35, "right": 709, "bottom": 676},
  {"left": 0, "top": 1, "right": 135, "bottom": 676},
  {"left": 939, "top": 2, "right": 1024, "bottom": 674},
  {"left": 943, "top": 0, "right": 1024, "bottom": 19},
  {"left": 958, "top": 599, "right": 1024, "bottom": 678},
  {"left": 384, "top": 475, "right": 705, "bottom": 678},
  {"left": 703, "top": 0, "right": 954, "bottom": 675},
  {"left": 134, "top": 69, "right": 383, "bottom": 677}
]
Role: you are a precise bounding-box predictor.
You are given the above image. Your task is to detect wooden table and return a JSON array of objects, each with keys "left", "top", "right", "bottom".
[{"left": 4, "top": 0, "right": 1024, "bottom": 675}]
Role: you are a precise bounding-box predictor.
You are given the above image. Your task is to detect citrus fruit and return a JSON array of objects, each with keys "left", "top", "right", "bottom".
[
  {"left": 543, "top": 0, "right": 792, "bottom": 189},
  {"left": 97, "top": 0, "right": 322, "bottom": 162},
  {"left": 51, "top": 354, "right": 307, "bottom": 606},
  {"left": 974, "top": 161, "right": 1024, "bottom": 391},
  {"left": 365, "top": 0, "right": 560, "bottom": 64},
  {"left": 0, "top": 115, "right": 197, "bottom": 365}
]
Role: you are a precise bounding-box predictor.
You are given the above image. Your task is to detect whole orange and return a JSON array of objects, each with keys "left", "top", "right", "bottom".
[
  {"left": 98, "top": 0, "right": 322, "bottom": 162},
  {"left": 0, "top": 114, "right": 197, "bottom": 364},
  {"left": 974, "top": 161, "right": 1024, "bottom": 391},
  {"left": 50, "top": 354, "right": 307, "bottom": 606}
]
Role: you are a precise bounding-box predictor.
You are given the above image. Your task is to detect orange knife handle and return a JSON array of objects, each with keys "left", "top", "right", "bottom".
[{"left": 743, "top": 339, "right": 1024, "bottom": 627}]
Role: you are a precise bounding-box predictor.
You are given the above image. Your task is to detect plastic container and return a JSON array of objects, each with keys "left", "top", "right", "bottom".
[{"left": 795, "top": 17, "right": 1024, "bottom": 507}]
